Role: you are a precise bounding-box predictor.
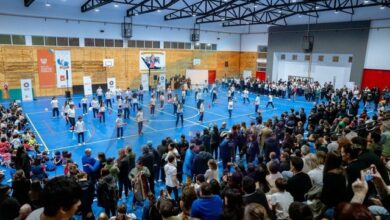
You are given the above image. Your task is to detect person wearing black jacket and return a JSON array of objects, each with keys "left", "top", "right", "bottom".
[
  {"left": 77, "top": 172, "right": 95, "bottom": 220},
  {"left": 157, "top": 139, "right": 168, "bottom": 182},
  {"left": 117, "top": 149, "right": 130, "bottom": 198},
  {"left": 192, "top": 151, "right": 213, "bottom": 177},
  {"left": 242, "top": 176, "right": 274, "bottom": 219},
  {"left": 141, "top": 146, "right": 156, "bottom": 194},
  {"left": 286, "top": 156, "right": 312, "bottom": 202}
]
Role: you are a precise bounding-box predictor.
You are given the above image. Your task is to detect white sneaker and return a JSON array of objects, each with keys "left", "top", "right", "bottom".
[
  {"left": 83, "top": 142, "right": 86, "bottom": 145},
  {"left": 117, "top": 137, "right": 120, "bottom": 140},
  {"left": 78, "top": 143, "right": 82, "bottom": 146}
]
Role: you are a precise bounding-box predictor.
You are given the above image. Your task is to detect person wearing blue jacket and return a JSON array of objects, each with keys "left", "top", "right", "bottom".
[
  {"left": 82, "top": 148, "right": 100, "bottom": 182},
  {"left": 183, "top": 144, "right": 195, "bottom": 184},
  {"left": 219, "top": 133, "right": 235, "bottom": 170}
]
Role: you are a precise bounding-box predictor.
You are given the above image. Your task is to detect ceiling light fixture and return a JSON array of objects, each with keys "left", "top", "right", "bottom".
[
  {"left": 298, "top": 14, "right": 302, "bottom": 17},
  {"left": 45, "top": 0, "right": 51, "bottom": 7},
  {"left": 192, "top": 14, "right": 196, "bottom": 17},
  {"left": 380, "top": 5, "right": 385, "bottom": 9},
  {"left": 364, "top": 0, "right": 369, "bottom": 4},
  {"left": 334, "top": 10, "right": 339, "bottom": 13},
  {"left": 114, "top": 4, "right": 119, "bottom": 7},
  {"left": 315, "top": 6, "right": 320, "bottom": 9},
  {"left": 95, "top": 8, "right": 100, "bottom": 12},
  {"left": 207, "top": 43, "right": 211, "bottom": 46},
  {"left": 157, "top": 9, "right": 161, "bottom": 12}
]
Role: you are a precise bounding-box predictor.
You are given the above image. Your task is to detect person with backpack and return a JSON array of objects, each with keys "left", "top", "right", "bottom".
[
  {"left": 97, "top": 168, "right": 119, "bottom": 217},
  {"left": 129, "top": 160, "right": 150, "bottom": 210}
]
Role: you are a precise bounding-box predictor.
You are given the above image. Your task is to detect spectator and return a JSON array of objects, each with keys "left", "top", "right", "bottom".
[
  {"left": 270, "top": 178, "right": 294, "bottom": 220},
  {"left": 286, "top": 156, "right": 312, "bottom": 202},
  {"left": 220, "top": 188, "right": 244, "bottom": 220},
  {"left": 191, "top": 182, "right": 223, "bottom": 220},
  {"left": 97, "top": 168, "right": 118, "bottom": 217},
  {"left": 164, "top": 155, "right": 179, "bottom": 203},
  {"left": 204, "top": 159, "right": 218, "bottom": 183},
  {"left": 178, "top": 186, "right": 197, "bottom": 220},
  {"left": 12, "top": 169, "right": 31, "bottom": 205},
  {"left": 288, "top": 202, "right": 313, "bottom": 220},
  {"left": 242, "top": 176, "right": 272, "bottom": 218},
  {"left": 0, "top": 184, "right": 20, "bottom": 220},
  {"left": 243, "top": 203, "right": 269, "bottom": 220},
  {"left": 110, "top": 204, "right": 133, "bottom": 220}
]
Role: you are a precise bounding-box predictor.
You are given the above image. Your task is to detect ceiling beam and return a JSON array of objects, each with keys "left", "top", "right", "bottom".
[
  {"left": 24, "top": 0, "right": 35, "bottom": 7},
  {"left": 127, "top": 0, "right": 180, "bottom": 16},
  {"left": 81, "top": 0, "right": 138, "bottom": 13}
]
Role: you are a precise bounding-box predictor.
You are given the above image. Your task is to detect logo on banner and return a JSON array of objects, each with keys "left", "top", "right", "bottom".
[
  {"left": 109, "top": 81, "right": 114, "bottom": 85},
  {"left": 57, "top": 59, "right": 70, "bottom": 70},
  {"left": 160, "top": 75, "right": 165, "bottom": 81},
  {"left": 24, "top": 82, "right": 29, "bottom": 88},
  {"left": 40, "top": 58, "right": 47, "bottom": 65}
]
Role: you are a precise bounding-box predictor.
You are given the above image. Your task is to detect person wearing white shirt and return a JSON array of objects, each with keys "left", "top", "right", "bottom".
[
  {"left": 198, "top": 101, "right": 205, "bottom": 123},
  {"left": 243, "top": 88, "right": 250, "bottom": 104},
  {"left": 266, "top": 94, "right": 274, "bottom": 108},
  {"left": 164, "top": 155, "right": 179, "bottom": 202},
  {"left": 159, "top": 92, "right": 165, "bottom": 109},
  {"left": 81, "top": 96, "right": 88, "bottom": 115},
  {"left": 150, "top": 95, "right": 156, "bottom": 116},
  {"left": 105, "top": 89, "right": 112, "bottom": 108},
  {"left": 117, "top": 97, "right": 123, "bottom": 115},
  {"left": 68, "top": 105, "right": 76, "bottom": 131},
  {"left": 63, "top": 100, "right": 70, "bottom": 125},
  {"left": 228, "top": 98, "right": 233, "bottom": 118},
  {"left": 204, "top": 159, "right": 218, "bottom": 183},
  {"left": 176, "top": 102, "right": 184, "bottom": 127},
  {"left": 96, "top": 86, "right": 103, "bottom": 101},
  {"left": 132, "top": 95, "right": 139, "bottom": 113},
  {"left": 270, "top": 178, "right": 294, "bottom": 220},
  {"left": 123, "top": 97, "right": 130, "bottom": 119},
  {"left": 136, "top": 108, "right": 144, "bottom": 135},
  {"left": 90, "top": 97, "right": 99, "bottom": 118},
  {"left": 98, "top": 101, "right": 106, "bottom": 123},
  {"left": 196, "top": 91, "right": 203, "bottom": 109},
  {"left": 167, "top": 86, "right": 172, "bottom": 100},
  {"left": 50, "top": 96, "right": 59, "bottom": 118},
  {"left": 115, "top": 114, "right": 125, "bottom": 139},
  {"left": 74, "top": 116, "right": 86, "bottom": 145},
  {"left": 181, "top": 89, "right": 186, "bottom": 104},
  {"left": 254, "top": 94, "right": 260, "bottom": 113}
]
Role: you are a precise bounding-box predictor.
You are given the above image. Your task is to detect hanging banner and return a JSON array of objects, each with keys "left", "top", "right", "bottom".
[
  {"left": 159, "top": 73, "right": 166, "bottom": 90},
  {"left": 140, "top": 51, "right": 166, "bottom": 71},
  {"left": 55, "top": 50, "right": 72, "bottom": 88},
  {"left": 21, "top": 79, "right": 33, "bottom": 101},
  {"left": 107, "top": 77, "right": 116, "bottom": 92},
  {"left": 37, "top": 49, "right": 56, "bottom": 88},
  {"left": 141, "top": 74, "right": 149, "bottom": 91},
  {"left": 83, "top": 76, "right": 92, "bottom": 96}
]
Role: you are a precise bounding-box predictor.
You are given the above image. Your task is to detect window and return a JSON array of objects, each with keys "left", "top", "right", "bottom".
[
  {"left": 194, "top": 43, "right": 200, "bottom": 50},
  {"left": 0, "top": 34, "right": 11, "bottom": 44},
  {"left": 115, "top": 40, "right": 123, "bottom": 48},
  {"left": 258, "top": 53, "right": 267, "bottom": 59},
  {"left": 348, "top": 56, "right": 353, "bottom": 63},
  {"left": 57, "top": 37, "right": 69, "bottom": 46},
  {"left": 45, "top": 37, "right": 57, "bottom": 46},
  {"left": 105, "top": 39, "right": 114, "bottom": 47},
  {"left": 305, "top": 55, "right": 311, "bottom": 61},
  {"left": 32, "top": 36, "right": 44, "bottom": 45},
  {"left": 185, "top": 43, "right": 191, "bottom": 49},
  {"left": 12, "top": 35, "right": 26, "bottom": 45},
  {"left": 136, "top": 40, "right": 144, "bottom": 48},
  {"left": 68, "top": 38, "right": 79, "bottom": 46},
  {"left": 281, "top": 54, "right": 286, "bottom": 60},
  {"left": 178, "top": 42, "right": 184, "bottom": 49},
  {"left": 171, "top": 42, "right": 178, "bottom": 49},
  {"left": 292, "top": 54, "right": 298, "bottom": 60},
  {"left": 318, "top": 55, "right": 324, "bottom": 62},
  {"left": 85, "top": 38, "right": 95, "bottom": 47},
  {"left": 200, "top": 43, "right": 206, "bottom": 50},
  {"left": 212, "top": 44, "right": 217, "bottom": 51},
  {"left": 164, "top": 41, "right": 170, "bottom": 49},
  {"left": 145, "top": 41, "right": 153, "bottom": 48},
  {"left": 128, "top": 40, "right": 136, "bottom": 48},
  {"left": 332, "top": 56, "right": 339, "bottom": 62},
  {"left": 258, "top": 46, "right": 267, "bottom": 52},
  {"left": 153, "top": 41, "right": 160, "bottom": 48},
  {"left": 95, "top": 38, "right": 104, "bottom": 47}
]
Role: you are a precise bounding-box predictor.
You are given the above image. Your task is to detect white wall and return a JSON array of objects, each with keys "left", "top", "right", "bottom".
[
  {"left": 273, "top": 52, "right": 352, "bottom": 88},
  {"left": 364, "top": 20, "right": 390, "bottom": 70},
  {"left": 240, "top": 32, "right": 268, "bottom": 52}
]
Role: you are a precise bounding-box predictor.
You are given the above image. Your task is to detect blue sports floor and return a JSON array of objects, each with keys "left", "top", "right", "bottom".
[{"left": 1, "top": 87, "right": 374, "bottom": 218}]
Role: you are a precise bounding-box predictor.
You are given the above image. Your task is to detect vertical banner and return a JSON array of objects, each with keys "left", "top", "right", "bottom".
[
  {"left": 159, "top": 73, "right": 166, "bottom": 90},
  {"left": 37, "top": 49, "right": 56, "bottom": 88},
  {"left": 21, "top": 79, "right": 33, "bottom": 101},
  {"left": 55, "top": 50, "right": 72, "bottom": 88},
  {"left": 107, "top": 77, "right": 116, "bottom": 91},
  {"left": 141, "top": 74, "right": 149, "bottom": 91},
  {"left": 83, "top": 76, "right": 92, "bottom": 96}
]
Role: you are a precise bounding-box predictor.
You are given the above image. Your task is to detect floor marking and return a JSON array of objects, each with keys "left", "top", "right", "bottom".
[
  {"left": 109, "top": 108, "right": 158, "bottom": 132},
  {"left": 26, "top": 113, "right": 49, "bottom": 152}
]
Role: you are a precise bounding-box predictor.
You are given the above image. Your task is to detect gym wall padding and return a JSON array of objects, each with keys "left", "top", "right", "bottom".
[{"left": 0, "top": 46, "right": 257, "bottom": 97}]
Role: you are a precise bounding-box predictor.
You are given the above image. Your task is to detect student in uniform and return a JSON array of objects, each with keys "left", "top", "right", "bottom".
[
  {"left": 117, "top": 96, "right": 123, "bottom": 115},
  {"left": 105, "top": 89, "right": 112, "bottom": 108},
  {"left": 81, "top": 96, "right": 88, "bottom": 115},
  {"left": 228, "top": 98, "right": 234, "bottom": 119},
  {"left": 68, "top": 104, "right": 76, "bottom": 131},
  {"left": 63, "top": 100, "right": 70, "bottom": 124},
  {"left": 132, "top": 93, "right": 139, "bottom": 114},
  {"left": 266, "top": 94, "right": 275, "bottom": 109},
  {"left": 243, "top": 88, "right": 250, "bottom": 104},
  {"left": 173, "top": 94, "right": 179, "bottom": 115},
  {"left": 96, "top": 86, "right": 103, "bottom": 101},
  {"left": 50, "top": 96, "right": 59, "bottom": 118},
  {"left": 91, "top": 97, "right": 99, "bottom": 118},
  {"left": 75, "top": 116, "right": 86, "bottom": 145},
  {"left": 212, "top": 88, "right": 217, "bottom": 104},
  {"left": 98, "top": 101, "right": 106, "bottom": 123},
  {"left": 160, "top": 92, "right": 165, "bottom": 109},
  {"left": 199, "top": 100, "right": 205, "bottom": 123},
  {"left": 254, "top": 94, "right": 260, "bottom": 113},
  {"left": 123, "top": 97, "right": 130, "bottom": 120},
  {"left": 116, "top": 114, "right": 125, "bottom": 139},
  {"left": 136, "top": 108, "right": 144, "bottom": 135},
  {"left": 150, "top": 95, "right": 156, "bottom": 116},
  {"left": 176, "top": 102, "right": 184, "bottom": 127},
  {"left": 181, "top": 89, "right": 186, "bottom": 104}
]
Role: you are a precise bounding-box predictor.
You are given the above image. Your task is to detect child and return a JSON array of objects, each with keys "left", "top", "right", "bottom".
[
  {"left": 270, "top": 178, "right": 294, "bottom": 220},
  {"left": 204, "top": 159, "right": 218, "bottom": 183},
  {"left": 266, "top": 94, "right": 274, "bottom": 108},
  {"left": 75, "top": 116, "right": 86, "bottom": 145},
  {"left": 53, "top": 151, "right": 63, "bottom": 166}
]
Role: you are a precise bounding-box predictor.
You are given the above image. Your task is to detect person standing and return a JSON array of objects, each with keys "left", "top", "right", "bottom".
[
  {"left": 254, "top": 94, "right": 260, "bottom": 113},
  {"left": 96, "top": 86, "right": 103, "bottom": 101},
  {"left": 150, "top": 95, "right": 156, "bottom": 116},
  {"left": 181, "top": 89, "right": 186, "bottom": 104},
  {"left": 50, "top": 96, "right": 59, "bottom": 118},
  {"left": 212, "top": 87, "right": 217, "bottom": 104},
  {"left": 164, "top": 155, "right": 179, "bottom": 203},
  {"left": 266, "top": 94, "right": 274, "bottom": 109},
  {"left": 116, "top": 114, "right": 125, "bottom": 139},
  {"left": 228, "top": 98, "right": 233, "bottom": 119},
  {"left": 81, "top": 95, "right": 88, "bottom": 115},
  {"left": 173, "top": 94, "right": 178, "bottom": 115},
  {"left": 98, "top": 101, "right": 106, "bottom": 123},
  {"left": 68, "top": 104, "right": 76, "bottom": 131},
  {"left": 136, "top": 108, "right": 144, "bottom": 135},
  {"left": 132, "top": 93, "right": 139, "bottom": 114},
  {"left": 199, "top": 100, "right": 205, "bottom": 123},
  {"left": 123, "top": 97, "right": 130, "bottom": 120},
  {"left": 63, "top": 100, "right": 70, "bottom": 124},
  {"left": 91, "top": 97, "right": 99, "bottom": 118},
  {"left": 75, "top": 116, "right": 86, "bottom": 145},
  {"left": 105, "top": 89, "right": 112, "bottom": 108},
  {"left": 160, "top": 92, "right": 165, "bottom": 109},
  {"left": 243, "top": 88, "right": 250, "bottom": 104},
  {"left": 176, "top": 102, "right": 184, "bottom": 127}
]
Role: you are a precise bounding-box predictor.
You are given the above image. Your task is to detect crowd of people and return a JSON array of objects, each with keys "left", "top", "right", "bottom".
[{"left": 0, "top": 78, "right": 390, "bottom": 220}]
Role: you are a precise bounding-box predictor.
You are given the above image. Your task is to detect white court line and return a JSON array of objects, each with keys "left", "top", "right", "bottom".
[
  {"left": 109, "top": 108, "right": 158, "bottom": 132},
  {"left": 183, "top": 103, "right": 229, "bottom": 119},
  {"left": 25, "top": 113, "right": 49, "bottom": 152}
]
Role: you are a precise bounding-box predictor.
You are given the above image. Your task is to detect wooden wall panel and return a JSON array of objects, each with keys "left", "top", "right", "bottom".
[{"left": 0, "top": 46, "right": 257, "bottom": 97}]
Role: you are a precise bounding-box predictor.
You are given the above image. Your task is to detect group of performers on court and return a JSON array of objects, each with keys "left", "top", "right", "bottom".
[{"left": 50, "top": 82, "right": 274, "bottom": 144}]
